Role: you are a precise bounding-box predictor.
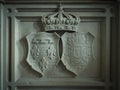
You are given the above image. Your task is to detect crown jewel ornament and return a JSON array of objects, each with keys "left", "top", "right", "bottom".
[{"left": 41, "top": 4, "right": 80, "bottom": 32}]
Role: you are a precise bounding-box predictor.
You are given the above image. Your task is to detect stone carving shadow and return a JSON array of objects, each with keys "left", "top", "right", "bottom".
[{"left": 57, "top": 61, "right": 76, "bottom": 77}]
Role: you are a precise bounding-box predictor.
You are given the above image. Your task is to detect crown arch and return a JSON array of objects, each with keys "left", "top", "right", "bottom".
[{"left": 41, "top": 5, "right": 80, "bottom": 32}]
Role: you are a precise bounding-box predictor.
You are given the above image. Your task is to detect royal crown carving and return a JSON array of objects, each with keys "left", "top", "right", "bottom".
[{"left": 41, "top": 5, "right": 80, "bottom": 32}]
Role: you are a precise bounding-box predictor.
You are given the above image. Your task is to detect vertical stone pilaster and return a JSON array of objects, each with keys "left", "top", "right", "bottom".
[
  {"left": 115, "top": 0, "right": 120, "bottom": 90},
  {"left": 0, "top": 1, "right": 4, "bottom": 90}
]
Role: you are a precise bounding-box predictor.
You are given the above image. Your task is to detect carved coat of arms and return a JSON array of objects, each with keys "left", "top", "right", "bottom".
[
  {"left": 61, "top": 32, "right": 94, "bottom": 75},
  {"left": 26, "top": 32, "right": 60, "bottom": 76},
  {"left": 25, "top": 5, "right": 95, "bottom": 77}
]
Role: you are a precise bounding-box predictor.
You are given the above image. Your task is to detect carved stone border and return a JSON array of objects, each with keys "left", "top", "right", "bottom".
[
  {"left": 5, "top": 0, "right": 114, "bottom": 4},
  {"left": 0, "top": 3, "right": 4, "bottom": 90},
  {"left": 0, "top": 1, "right": 119, "bottom": 90}
]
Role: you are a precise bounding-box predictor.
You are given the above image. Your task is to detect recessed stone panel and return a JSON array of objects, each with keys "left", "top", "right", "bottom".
[{"left": 11, "top": 16, "right": 105, "bottom": 86}]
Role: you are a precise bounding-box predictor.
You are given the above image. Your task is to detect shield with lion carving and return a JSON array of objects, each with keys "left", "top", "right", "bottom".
[
  {"left": 61, "top": 32, "right": 95, "bottom": 75},
  {"left": 26, "top": 32, "right": 60, "bottom": 76}
]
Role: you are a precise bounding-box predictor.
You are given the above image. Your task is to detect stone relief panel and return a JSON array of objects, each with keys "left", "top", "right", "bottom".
[
  {"left": 3, "top": 2, "right": 113, "bottom": 89},
  {"left": 26, "top": 32, "right": 60, "bottom": 76},
  {"left": 61, "top": 32, "right": 95, "bottom": 75},
  {"left": 13, "top": 7, "right": 103, "bottom": 81}
]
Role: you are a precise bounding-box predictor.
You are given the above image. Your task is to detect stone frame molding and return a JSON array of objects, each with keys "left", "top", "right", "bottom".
[{"left": 0, "top": 0, "right": 120, "bottom": 90}]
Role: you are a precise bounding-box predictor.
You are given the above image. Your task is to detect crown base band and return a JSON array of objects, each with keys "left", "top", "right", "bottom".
[{"left": 44, "top": 25, "right": 77, "bottom": 32}]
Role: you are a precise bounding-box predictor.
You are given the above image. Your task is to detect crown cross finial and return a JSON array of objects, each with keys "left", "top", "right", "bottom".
[
  {"left": 59, "top": 2, "right": 63, "bottom": 11},
  {"left": 41, "top": 4, "right": 80, "bottom": 32}
]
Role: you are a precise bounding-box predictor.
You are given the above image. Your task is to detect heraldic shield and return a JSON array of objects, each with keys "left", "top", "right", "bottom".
[
  {"left": 26, "top": 32, "right": 60, "bottom": 76},
  {"left": 61, "top": 32, "right": 95, "bottom": 75}
]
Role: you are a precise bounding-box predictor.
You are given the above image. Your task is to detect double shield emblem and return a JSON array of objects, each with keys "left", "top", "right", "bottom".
[{"left": 26, "top": 32, "right": 94, "bottom": 76}]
